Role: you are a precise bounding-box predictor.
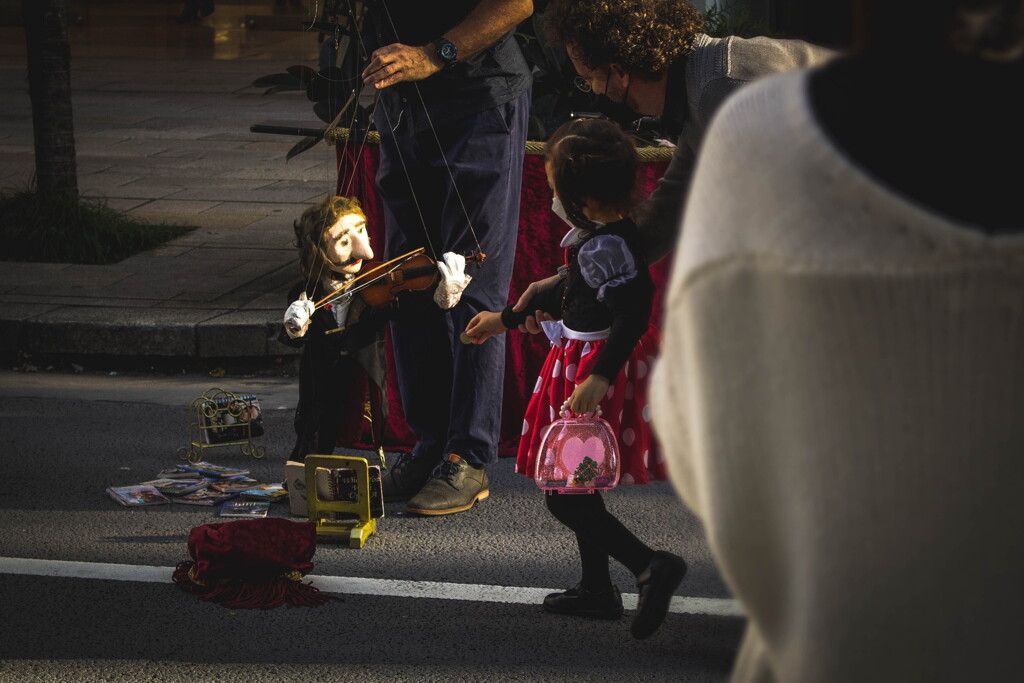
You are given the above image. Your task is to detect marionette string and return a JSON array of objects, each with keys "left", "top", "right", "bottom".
[{"left": 377, "top": 0, "right": 483, "bottom": 257}]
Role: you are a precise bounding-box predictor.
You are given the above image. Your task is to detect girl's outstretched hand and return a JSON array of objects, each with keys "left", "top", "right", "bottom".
[
  {"left": 463, "top": 310, "right": 507, "bottom": 344},
  {"left": 567, "top": 374, "right": 610, "bottom": 415}
]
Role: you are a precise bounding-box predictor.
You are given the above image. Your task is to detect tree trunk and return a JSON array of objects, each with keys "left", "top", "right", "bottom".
[{"left": 22, "top": 0, "right": 79, "bottom": 200}]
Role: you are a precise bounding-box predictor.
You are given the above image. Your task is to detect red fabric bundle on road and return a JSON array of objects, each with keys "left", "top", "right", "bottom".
[{"left": 172, "top": 518, "right": 336, "bottom": 609}]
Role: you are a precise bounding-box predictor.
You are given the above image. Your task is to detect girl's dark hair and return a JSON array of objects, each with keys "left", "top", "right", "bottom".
[
  {"left": 545, "top": 118, "right": 639, "bottom": 230},
  {"left": 293, "top": 195, "right": 366, "bottom": 282}
]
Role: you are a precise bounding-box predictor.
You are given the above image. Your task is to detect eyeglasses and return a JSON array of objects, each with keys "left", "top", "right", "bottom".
[{"left": 573, "top": 76, "right": 592, "bottom": 93}]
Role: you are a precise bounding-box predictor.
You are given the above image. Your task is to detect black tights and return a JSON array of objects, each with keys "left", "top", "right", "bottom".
[{"left": 545, "top": 491, "right": 655, "bottom": 592}]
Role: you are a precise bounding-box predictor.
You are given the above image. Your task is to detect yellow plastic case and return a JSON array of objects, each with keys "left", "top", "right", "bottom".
[{"left": 303, "top": 454, "right": 378, "bottom": 548}]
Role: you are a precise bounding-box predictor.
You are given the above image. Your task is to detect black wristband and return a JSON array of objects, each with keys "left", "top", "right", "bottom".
[{"left": 433, "top": 37, "right": 458, "bottom": 68}]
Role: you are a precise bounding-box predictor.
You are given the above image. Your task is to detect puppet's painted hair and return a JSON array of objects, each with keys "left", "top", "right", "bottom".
[
  {"left": 545, "top": 117, "right": 639, "bottom": 230},
  {"left": 292, "top": 195, "right": 366, "bottom": 282}
]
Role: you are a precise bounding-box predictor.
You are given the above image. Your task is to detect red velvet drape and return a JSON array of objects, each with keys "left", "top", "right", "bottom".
[{"left": 336, "top": 143, "right": 671, "bottom": 457}]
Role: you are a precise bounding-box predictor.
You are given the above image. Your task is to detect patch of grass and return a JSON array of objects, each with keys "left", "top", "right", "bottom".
[{"left": 0, "top": 188, "right": 197, "bottom": 264}]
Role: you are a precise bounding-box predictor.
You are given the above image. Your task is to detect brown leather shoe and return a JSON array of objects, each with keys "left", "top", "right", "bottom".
[{"left": 405, "top": 454, "right": 489, "bottom": 516}]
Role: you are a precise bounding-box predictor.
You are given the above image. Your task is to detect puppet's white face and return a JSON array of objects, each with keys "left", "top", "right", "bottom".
[{"left": 325, "top": 212, "right": 373, "bottom": 275}]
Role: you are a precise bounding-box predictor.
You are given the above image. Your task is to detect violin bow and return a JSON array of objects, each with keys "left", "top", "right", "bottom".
[{"left": 313, "top": 247, "right": 425, "bottom": 309}]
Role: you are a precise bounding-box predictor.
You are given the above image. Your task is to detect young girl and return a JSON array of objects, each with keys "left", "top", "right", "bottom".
[{"left": 464, "top": 118, "right": 686, "bottom": 640}]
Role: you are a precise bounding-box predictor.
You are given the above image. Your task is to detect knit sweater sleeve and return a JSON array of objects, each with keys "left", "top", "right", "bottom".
[
  {"left": 630, "top": 141, "right": 696, "bottom": 265},
  {"left": 632, "top": 36, "right": 835, "bottom": 266}
]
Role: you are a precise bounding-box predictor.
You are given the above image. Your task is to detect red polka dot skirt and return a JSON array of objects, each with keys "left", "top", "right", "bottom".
[{"left": 515, "top": 324, "right": 667, "bottom": 485}]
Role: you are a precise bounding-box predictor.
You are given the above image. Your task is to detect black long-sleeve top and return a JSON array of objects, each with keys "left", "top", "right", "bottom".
[{"left": 501, "top": 217, "right": 653, "bottom": 381}]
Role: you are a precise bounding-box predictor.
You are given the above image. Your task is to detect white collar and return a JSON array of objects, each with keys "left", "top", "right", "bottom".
[{"left": 559, "top": 222, "right": 603, "bottom": 248}]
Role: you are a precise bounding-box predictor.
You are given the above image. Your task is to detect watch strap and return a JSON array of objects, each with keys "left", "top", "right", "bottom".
[{"left": 432, "top": 37, "right": 457, "bottom": 68}]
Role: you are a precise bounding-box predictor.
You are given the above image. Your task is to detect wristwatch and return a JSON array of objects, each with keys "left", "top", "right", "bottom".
[{"left": 433, "top": 37, "right": 458, "bottom": 68}]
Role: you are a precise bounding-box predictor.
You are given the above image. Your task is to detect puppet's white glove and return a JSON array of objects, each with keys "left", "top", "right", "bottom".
[
  {"left": 434, "top": 252, "right": 472, "bottom": 310},
  {"left": 283, "top": 292, "right": 316, "bottom": 339}
]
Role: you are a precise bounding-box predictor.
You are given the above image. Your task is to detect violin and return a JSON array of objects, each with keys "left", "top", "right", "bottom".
[{"left": 315, "top": 247, "right": 486, "bottom": 310}]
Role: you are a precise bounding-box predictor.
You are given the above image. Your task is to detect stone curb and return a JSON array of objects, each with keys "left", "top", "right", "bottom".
[{"left": 0, "top": 305, "right": 300, "bottom": 360}]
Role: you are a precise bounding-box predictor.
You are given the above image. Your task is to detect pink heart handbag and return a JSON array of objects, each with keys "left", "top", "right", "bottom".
[{"left": 534, "top": 404, "right": 620, "bottom": 494}]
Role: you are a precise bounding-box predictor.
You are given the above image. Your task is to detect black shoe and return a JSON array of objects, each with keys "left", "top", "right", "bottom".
[
  {"left": 176, "top": 8, "right": 197, "bottom": 24},
  {"left": 199, "top": 0, "right": 215, "bottom": 17},
  {"left": 405, "top": 454, "right": 489, "bottom": 516},
  {"left": 380, "top": 452, "right": 440, "bottom": 502},
  {"left": 543, "top": 583, "right": 623, "bottom": 620},
  {"left": 631, "top": 551, "right": 687, "bottom": 639}
]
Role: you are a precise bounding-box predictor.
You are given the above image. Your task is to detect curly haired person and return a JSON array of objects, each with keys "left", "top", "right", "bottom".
[{"left": 512, "top": 1, "right": 833, "bottom": 330}]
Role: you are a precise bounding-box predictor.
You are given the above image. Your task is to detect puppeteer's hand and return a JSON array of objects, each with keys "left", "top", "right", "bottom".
[
  {"left": 567, "top": 374, "right": 610, "bottom": 416},
  {"left": 463, "top": 310, "right": 507, "bottom": 344},
  {"left": 362, "top": 43, "right": 441, "bottom": 90},
  {"left": 283, "top": 292, "right": 316, "bottom": 339},
  {"left": 434, "top": 252, "right": 472, "bottom": 310}
]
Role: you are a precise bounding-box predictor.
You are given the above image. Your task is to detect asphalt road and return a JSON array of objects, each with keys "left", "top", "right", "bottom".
[{"left": 0, "top": 370, "right": 743, "bottom": 682}]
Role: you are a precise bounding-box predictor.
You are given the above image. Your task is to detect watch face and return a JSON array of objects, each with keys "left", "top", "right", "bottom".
[{"left": 440, "top": 42, "right": 457, "bottom": 62}]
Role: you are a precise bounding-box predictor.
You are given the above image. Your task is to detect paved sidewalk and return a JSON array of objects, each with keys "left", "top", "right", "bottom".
[{"left": 0, "top": 1, "right": 337, "bottom": 365}]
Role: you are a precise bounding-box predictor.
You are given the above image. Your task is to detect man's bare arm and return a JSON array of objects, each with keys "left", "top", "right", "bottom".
[{"left": 362, "top": 0, "right": 533, "bottom": 89}]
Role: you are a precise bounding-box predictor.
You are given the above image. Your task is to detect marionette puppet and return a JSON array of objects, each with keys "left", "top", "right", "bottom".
[{"left": 280, "top": 195, "right": 472, "bottom": 461}]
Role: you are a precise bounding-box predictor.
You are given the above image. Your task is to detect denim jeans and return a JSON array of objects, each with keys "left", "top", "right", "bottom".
[{"left": 375, "top": 90, "right": 530, "bottom": 465}]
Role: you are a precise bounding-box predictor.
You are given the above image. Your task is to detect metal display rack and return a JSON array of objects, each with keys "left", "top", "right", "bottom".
[{"left": 177, "top": 388, "right": 266, "bottom": 464}]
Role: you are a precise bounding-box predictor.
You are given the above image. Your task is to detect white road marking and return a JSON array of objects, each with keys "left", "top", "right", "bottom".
[{"left": 0, "top": 556, "right": 744, "bottom": 618}]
